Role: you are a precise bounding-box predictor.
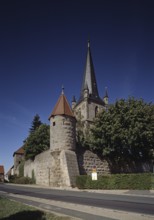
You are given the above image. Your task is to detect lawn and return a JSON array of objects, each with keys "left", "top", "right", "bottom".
[{"left": 0, "top": 196, "right": 72, "bottom": 220}]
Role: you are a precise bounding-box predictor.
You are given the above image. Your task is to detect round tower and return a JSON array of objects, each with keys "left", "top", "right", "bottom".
[{"left": 49, "top": 90, "right": 76, "bottom": 151}]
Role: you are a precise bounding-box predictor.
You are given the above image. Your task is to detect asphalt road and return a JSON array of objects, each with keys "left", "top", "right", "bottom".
[{"left": 0, "top": 184, "right": 154, "bottom": 216}]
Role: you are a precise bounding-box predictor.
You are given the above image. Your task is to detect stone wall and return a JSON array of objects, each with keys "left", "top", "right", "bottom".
[
  {"left": 24, "top": 150, "right": 51, "bottom": 186},
  {"left": 60, "top": 150, "right": 79, "bottom": 187},
  {"left": 14, "top": 154, "right": 24, "bottom": 175},
  {"left": 74, "top": 100, "right": 105, "bottom": 123},
  {"left": 23, "top": 145, "right": 152, "bottom": 187},
  {"left": 24, "top": 158, "right": 35, "bottom": 178},
  {"left": 24, "top": 149, "right": 79, "bottom": 187},
  {"left": 0, "top": 174, "right": 4, "bottom": 182},
  {"left": 50, "top": 115, "right": 76, "bottom": 151},
  {"left": 76, "top": 146, "right": 153, "bottom": 175},
  {"left": 76, "top": 147, "right": 110, "bottom": 175},
  {"left": 88, "top": 101, "right": 104, "bottom": 122}
]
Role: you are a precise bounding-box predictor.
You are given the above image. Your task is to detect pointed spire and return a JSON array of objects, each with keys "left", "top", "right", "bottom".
[
  {"left": 84, "top": 82, "right": 89, "bottom": 91},
  {"left": 78, "top": 41, "right": 103, "bottom": 105}
]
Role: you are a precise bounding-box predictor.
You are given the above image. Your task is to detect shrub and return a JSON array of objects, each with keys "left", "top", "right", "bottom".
[
  {"left": 9, "top": 176, "right": 35, "bottom": 184},
  {"left": 14, "top": 176, "right": 35, "bottom": 184},
  {"left": 76, "top": 173, "right": 154, "bottom": 190},
  {"left": 31, "top": 169, "right": 36, "bottom": 184},
  {"left": 19, "top": 161, "right": 24, "bottom": 177},
  {"left": 9, "top": 175, "right": 18, "bottom": 183}
]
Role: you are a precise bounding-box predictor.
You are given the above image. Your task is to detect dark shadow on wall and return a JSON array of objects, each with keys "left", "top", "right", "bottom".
[
  {"left": 76, "top": 144, "right": 153, "bottom": 175},
  {"left": 1, "top": 210, "right": 46, "bottom": 220},
  {"left": 76, "top": 145, "right": 87, "bottom": 175}
]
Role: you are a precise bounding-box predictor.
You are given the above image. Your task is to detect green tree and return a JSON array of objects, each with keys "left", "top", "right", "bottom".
[
  {"left": 24, "top": 124, "right": 50, "bottom": 160},
  {"left": 29, "top": 114, "right": 42, "bottom": 133},
  {"left": 89, "top": 97, "right": 154, "bottom": 161}
]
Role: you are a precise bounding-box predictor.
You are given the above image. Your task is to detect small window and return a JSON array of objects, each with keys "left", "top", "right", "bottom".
[
  {"left": 53, "top": 122, "right": 56, "bottom": 126},
  {"left": 95, "top": 106, "right": 98, "bottom": 117}
]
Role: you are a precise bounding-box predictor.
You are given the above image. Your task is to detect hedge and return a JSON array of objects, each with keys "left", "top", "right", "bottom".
[
  {"left": 76, "top": 173, "right": 154, "bottom": 190},
  {"left": 9, "top": 176, "right": 35, "bottom": 184}
]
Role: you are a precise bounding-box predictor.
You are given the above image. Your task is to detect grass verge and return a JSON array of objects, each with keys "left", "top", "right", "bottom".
[{"left": 0, "top": 196, "right": 71, "bottom": 220}]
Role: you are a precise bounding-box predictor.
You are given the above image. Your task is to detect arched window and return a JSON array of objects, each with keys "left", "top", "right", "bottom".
[{"left": 95, "top": 106, "right": 98, "bottom": 117}]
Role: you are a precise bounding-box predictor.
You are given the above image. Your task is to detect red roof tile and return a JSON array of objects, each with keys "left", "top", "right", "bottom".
[
  {"left": 0, "top": 165, "right": 4, "bottom": 174},
  {"left": 49, "top": 94, "right": 74, "bottom": 119},
  {"left": 13, "top": 146, "right": 25, "bottom": 156}
]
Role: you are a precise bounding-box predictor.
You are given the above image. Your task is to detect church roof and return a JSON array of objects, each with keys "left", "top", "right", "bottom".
[
  {"left": 0, "top": 165, "right": 4, "bottom": 174},
  {"left": 78, "top": 41, "right": 104, "bottom": 105},
  {"left": 49, "top": 92, "right": 74, "bottom": 119},
  {"left": 13, "top": 146, "right": 25, "bottom": 157}
]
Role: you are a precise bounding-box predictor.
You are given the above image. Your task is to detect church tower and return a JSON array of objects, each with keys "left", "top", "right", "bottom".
[{"left": 73, "top": 41, "right": 105, "bottom": 124}]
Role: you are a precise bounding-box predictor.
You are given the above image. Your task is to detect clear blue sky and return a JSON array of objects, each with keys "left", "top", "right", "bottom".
[{"left": 0, "top": 0, "right": 154, "bottom": 173}]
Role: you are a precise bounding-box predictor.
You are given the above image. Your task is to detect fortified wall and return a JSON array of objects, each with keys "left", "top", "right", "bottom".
[
  {"left": 24, "top": 146, "right": 152, "bottom": 187},
  {"left": 15, "top": 42, "right": 152, "bottom": 187},
  {"left": 77, "top": 147, "right": 152, "bottom": 175},
  {"left": 24, "top": 92, "right": 79, "bottom": 187},
  {"left": 24, "top": 149, "right": 79, "bottom": 187}
]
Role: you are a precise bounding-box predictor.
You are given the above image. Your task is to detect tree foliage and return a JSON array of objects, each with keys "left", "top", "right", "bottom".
[
  {"left": 24, "top": 124, "right": 50, "bottom": 160},
  {"left": 29, "top": 114, "right": 42, "bottom": 133},
  {"left": 89, "top": 97, "right": 154, "bottom": 161},
  {"left": 76, "top": 115, "right": 90, "bottom": 148}
]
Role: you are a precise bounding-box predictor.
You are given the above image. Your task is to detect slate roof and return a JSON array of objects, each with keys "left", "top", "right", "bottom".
[
  {"left": 0, "top": 165, "right": 4, "bottom": 174},
  {"left": 13, "top": 146, "right": 25, "bottom": 157},
  {"left": 49, "top": 93, "right": 74, "bottom": 119},
  {"left": 78, "top": 41, "right": 104, "bottom": 105}
]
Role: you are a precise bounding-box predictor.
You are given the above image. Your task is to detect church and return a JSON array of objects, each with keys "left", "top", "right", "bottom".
[
  {"left": 72, "top": 41, "right": 108, "bottom": 124},
  {"left": 12, "top": 41, "right": 111, "bottom": 187},
  {"left": 12, "top": 41, "right": 151, "bottom": 187}
]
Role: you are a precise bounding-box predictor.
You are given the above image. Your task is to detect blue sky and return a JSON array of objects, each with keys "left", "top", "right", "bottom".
[{"left": 0, "top": 0, "right": 154, "bottom": 173}]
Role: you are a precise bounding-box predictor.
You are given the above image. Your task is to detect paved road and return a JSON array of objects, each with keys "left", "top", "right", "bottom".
[{"left": 0, "top": 184, "right": 154, "bottom": 216}]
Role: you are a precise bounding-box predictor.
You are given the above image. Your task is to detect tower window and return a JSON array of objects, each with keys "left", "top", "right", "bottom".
[
  {"left": 95, "top": 106, "right": 98, "bottom": 117},
  {"left": 53, "top": 122, "right": 56, "bottom": 126}
]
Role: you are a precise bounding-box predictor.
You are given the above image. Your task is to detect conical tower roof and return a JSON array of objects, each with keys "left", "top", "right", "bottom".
[
  {"left": 49, "top": 91, "right": 74, "bottom": 119},
  {"left": 13, "top": 146, "right": 24, "bottom": 157},
  {"left": 78, "top": 41, "right": 103, "bottom": 105}
]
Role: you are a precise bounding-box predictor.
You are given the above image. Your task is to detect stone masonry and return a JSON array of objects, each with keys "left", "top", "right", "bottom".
[
  {"left": 24, "top": 92, "right": 80, "bottom": 187},
  {"left": 19, "top": 42, "right": 152, "bottom": 188}
]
